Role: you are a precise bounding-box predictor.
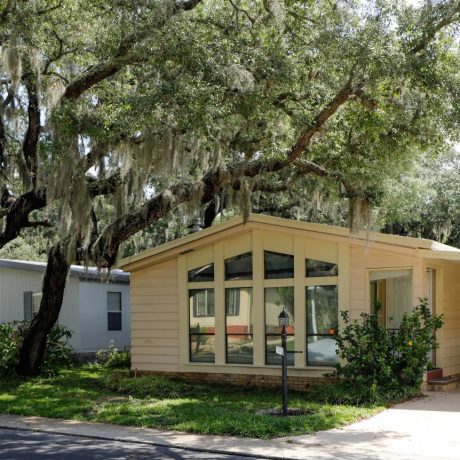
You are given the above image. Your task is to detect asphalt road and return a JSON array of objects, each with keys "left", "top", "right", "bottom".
[{"left": 0, "top": 428, "right": 266, "bottom": 460}]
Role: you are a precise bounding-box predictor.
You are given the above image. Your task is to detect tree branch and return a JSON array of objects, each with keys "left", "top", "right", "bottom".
[
  {"left": 0, "top": 188, "right": 47, "bottom": 249},
  {"left": 92, "top": 77, "right": 357, "bottom": 267},
  {"left": 411, "top": 0, "right": 460, "bottom": 54},
  {"left": 23, "top": 68, "right": 41, "bottom": 188},
  {"left": 62, "top": 0, "right": 203, "bottom": 102}
]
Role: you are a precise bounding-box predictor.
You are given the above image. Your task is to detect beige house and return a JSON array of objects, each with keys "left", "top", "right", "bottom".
[{"left": 119, "top": 214, "right": 460, "bottom": 388}]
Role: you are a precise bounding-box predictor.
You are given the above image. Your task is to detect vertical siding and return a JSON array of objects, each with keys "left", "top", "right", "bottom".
[
  {"left": 59, "top": 276, "right": 80, "bottom": 351},
  {"left": 0, "top": 268, "right": 43, "bottom": 322},
  {"left": 130, "top": 259, "right": 180, "bottom": 372},
  {"left": 349, "top": 246, "right": 423, "bottom": 320},
  {"left": 439, "top": 261, "right": 460, "bottom": 376},
  {"left": 78, "top": 280, "right": 130, "bottom": 352},
  {"left": 0, "top": 267, "right": 80, "bottom": 350}
]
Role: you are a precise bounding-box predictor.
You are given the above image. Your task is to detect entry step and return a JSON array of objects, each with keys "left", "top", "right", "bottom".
[{"left": 427, "top": 376, "right": 458, "bottom": 392}]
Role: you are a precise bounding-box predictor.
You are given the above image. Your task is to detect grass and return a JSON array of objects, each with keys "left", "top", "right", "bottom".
[{"left": 0, "top": 366, "right": 387, "bottom": 439}]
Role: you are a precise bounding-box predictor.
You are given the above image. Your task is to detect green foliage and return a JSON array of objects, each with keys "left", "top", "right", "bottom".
[
  {"left": 335, "top": 299, "right": 443, "bottom": 394},
  {"left": 102, "top": 369, "right": 210, "bottom": 399},
  {"left": 0, "top": 366, "right": 382, "bottom": 438},
  {"left": 95, "top": 342, "right": 131, "bottom": 369},
  {"left": 0, "top": 321, "right": 73, "bottom": 377}
]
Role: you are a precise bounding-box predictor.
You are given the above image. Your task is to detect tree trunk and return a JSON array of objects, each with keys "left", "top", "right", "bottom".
[{"left": 17, "top": 244, "right": 70, "bottom": 376}]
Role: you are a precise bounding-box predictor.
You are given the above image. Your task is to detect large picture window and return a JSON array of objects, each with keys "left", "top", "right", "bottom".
[
  {"left": 226, "top": 288, "right": 253, "bottom": 364},
  {"left": 189, "top": 289, "right": 215, "bottom": 362},
  {"left": 265, "top": 287, "right": 295, "bottom": 365},
  {"left": 306, "top": 285, "right": 338, "bottom": 366}
]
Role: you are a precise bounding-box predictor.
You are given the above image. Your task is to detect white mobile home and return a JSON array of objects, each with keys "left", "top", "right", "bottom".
[{"left": 0, "top": 259, "right": 131, "bottom": 355}]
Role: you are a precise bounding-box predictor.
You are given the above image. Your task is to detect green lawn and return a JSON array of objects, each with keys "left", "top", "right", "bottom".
[{"left": 0, "top": 366, "right": 383, "bottom": 439}]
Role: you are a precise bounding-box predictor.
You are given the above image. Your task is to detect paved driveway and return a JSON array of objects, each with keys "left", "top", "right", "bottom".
[
  {"left": 283, "top": 388, "right": 460, "bottom": 459},
  {"left": 2, "top": 390, "right": 460, "bottom": 460}
]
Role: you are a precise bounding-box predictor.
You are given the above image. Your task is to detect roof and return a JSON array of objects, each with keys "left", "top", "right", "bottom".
[
  {"left": 0, "top": 259, "right": 130, "bottom": 283},
  {"left": 118, "top": 214, "right": 460, "bottom": 271}
]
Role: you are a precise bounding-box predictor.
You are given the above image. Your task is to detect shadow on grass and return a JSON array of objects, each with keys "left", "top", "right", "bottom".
[{"left": 0, "top": 366, "right": 381, "bottom": 439}]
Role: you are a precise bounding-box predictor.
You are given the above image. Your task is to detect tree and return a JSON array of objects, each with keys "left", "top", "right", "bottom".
[{"left": 1, "top": 0, "right": 459, "bottom": 375}]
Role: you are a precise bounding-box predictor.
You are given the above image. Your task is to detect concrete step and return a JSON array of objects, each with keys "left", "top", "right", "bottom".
[{"left": 427, "top": 376, "right": 458, "bottom": 392}]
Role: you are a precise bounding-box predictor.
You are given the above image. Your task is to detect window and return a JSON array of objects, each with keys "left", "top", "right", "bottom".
[
  {"left": 107, "top": 292, "right": 122, "bottom": 331},
  {"left": 188, "top": 263, "right": 214, "bottom": 282},
  {"left": 370, "top": 269, "right": 412, "bottom": 329},
  {"left": 225, "top": 252, "right": 252, "bottom": 280},
  {"left": 190, "top": 289, "right": 215, "bottom": 317},
  {"left": 226, "top": 288, "right": 253, "bottom": 364},
  {"left": 306, "top": 259, "right": 338, "bottom": 277},
  {"left": 306, "top": 285, "right": 338, "bottom": 366},
  {"left": 264, "top": 251, "right": 294, "bottom": 279},
  {"left": 265, "top": 287, "right": 295, "bottom": 365},
  {"left": 226, "top": 288, "right": 241, "bottom": 316},
  {"left": 189, "top": 289, "right": 215, "bottom": 362}
]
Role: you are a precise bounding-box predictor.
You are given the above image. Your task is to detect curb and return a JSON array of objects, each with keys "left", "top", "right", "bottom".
[{"left": 0, "top": 419, "right": 298, "bottom": 460}]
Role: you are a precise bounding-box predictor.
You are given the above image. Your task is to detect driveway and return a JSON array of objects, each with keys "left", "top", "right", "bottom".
[
  {"left": 284, "top": 388, "right": 460, "bottom": 459},
  {"left": 1, "top": 390, "right": 460, "bottom": 460}
]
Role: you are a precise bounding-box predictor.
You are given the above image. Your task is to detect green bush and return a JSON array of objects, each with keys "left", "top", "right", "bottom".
[
  {"left": 335, "top": 298, "right": 443, "bottom": 395},
  {"left": 96, "top": 342, "right": 131, "bottom": 368},
  {"left": 0, "top": 321, "right": 73, "bottom": 377}
]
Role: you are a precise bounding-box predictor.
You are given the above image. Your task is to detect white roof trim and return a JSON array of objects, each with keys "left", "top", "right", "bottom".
[
  {"left": 0, "top": 259, "right": 130, "bottom": 282},
  {"left": 119, "top": 214, "right": 460, "bottom": 270}
]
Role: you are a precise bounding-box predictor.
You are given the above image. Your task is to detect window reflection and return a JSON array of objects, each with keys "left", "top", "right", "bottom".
[
  {"left": 188, "top": 263, "right": 214, "bottom": 282},
  {"left": 189, "top": 289, "right": 215, "bottom": 362},
  {"left": 264, "top": 251, "right": 294, "bottom": 279},
  {"left": 306, "top": 259, "right": 338, "bottom": 277},
  {"left": 225, "top": 252, "right": 252, "bottom": 280},
  {"left": 306, "top": 285, "right": 338, "bottom": 366},
  {"left": 265, "top": 287, "right": 294, "bottom": 365},
  {"left": 226, "top": 288, "right": 253, "bottom": 364}
]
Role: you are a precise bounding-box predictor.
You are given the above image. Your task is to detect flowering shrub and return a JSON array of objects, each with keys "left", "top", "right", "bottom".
[{"left": 335, "top": 298, "right": 443, "bottom": 394}]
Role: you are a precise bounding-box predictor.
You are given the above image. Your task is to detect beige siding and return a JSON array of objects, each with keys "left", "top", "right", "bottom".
[
  {"left": 439, "top": 261, "right": 460, "bottom": 376},
  {"left": 349, "top": 246, "right": 424, "bottom": 320},
  {"left": 130, "top": 259, "right": 180, "bottom": 372}
]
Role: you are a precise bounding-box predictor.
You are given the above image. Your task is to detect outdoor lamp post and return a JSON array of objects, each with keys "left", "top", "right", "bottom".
[{"left": 278, "top": 309, "right": 289, "bottom": 416}]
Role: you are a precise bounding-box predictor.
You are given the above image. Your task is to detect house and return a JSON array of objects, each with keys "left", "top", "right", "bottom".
[
  {"left": 118, "top": 214, "right": 460, "bottom": 389},
  {"left": 0, "top": 259, "right": 130, "bottom": 356}
]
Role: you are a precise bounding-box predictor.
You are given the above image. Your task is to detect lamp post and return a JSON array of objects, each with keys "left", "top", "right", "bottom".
[{"left": 278, "top": 309, "right": 289, "bottom": 417}]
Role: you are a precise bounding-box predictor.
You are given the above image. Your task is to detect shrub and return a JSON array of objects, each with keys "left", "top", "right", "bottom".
[
  {"left": 0, "top": 321, "right": 73, "bottom": 377},
  {"left": 96, "top": 342, "right": 131, "bottom": 368},
  {"left": 334, "top": 298, "right": 443, "bottom": 394}
]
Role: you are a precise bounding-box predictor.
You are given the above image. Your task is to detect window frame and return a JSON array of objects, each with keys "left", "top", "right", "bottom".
[
  {"left": 225, "top": 287, "right": 254, "bottom": 364},
  {"left": 107, "top": 291, "right": 122, "bottom": 332},
  {"left": 189, "top": 288, "right": 216, "bottom": 363},
  {"left": 305, "top": 283, "right": 339, "bottom": 367}
]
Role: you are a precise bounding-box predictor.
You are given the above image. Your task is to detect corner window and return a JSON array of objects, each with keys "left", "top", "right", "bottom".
[
  {"left": 225, "top": 252, "right": 252, "bottom": 280},
  {"left": 265, "top": 287, "right": 295, "bottom": 365},
  {"left": 306, "top": 285, "right": 338, "bottom": 366},
  {"left": 306, "top": 259, "right": 338, "bottom": 277},
  {"left": 189, "top": 289, "right": 215, "bottom": 362},
  {"left": 226, "top": 288, "right": 253, "bottom": 364},
  {"left": 188, "top": 263, "right": 214, "bottom": 282},
  {"left": 107, "top": 292, "right": 122, "bottom": 331},
  {"left": 264, "top": 251, "right": 294, "bottom": 279}
]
